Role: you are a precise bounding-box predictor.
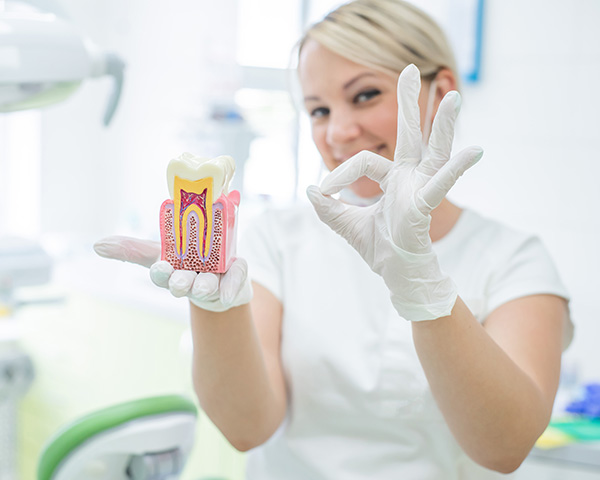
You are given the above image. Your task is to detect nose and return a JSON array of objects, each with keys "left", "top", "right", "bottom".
[{"left": 325, "top": 109, "right": 361, "bottom": 146}]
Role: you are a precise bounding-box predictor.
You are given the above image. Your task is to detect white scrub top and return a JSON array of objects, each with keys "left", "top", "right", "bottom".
[{"left": 239, "top": 205, "right": 571, "bottom": 480}]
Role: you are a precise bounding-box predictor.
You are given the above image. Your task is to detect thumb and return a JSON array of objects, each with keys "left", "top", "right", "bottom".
[
  {"left": 220, "top": 258, "right": 250, "bottom": 306},
  {"left": 94, "top": 235, "right": 161, "bottom": 268}
]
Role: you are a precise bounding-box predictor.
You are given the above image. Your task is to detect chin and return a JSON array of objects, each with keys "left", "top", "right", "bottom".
[{"left": 350, "top": 177, "right": 383, "bottom": 199}]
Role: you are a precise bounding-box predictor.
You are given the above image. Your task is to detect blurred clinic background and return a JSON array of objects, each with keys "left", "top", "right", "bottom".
[{"left": 1, "top": 0, "right": 600, "bottom": 479}]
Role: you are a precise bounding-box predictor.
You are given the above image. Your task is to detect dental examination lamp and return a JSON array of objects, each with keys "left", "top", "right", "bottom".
[{"left": 0, "top": 0, "right": 125, "bottom": 126}]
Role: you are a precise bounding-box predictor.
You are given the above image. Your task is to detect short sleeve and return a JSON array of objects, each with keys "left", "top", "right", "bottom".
[
  {"left": 486, "top": 236, "right": 569, "bottom": 312},
  {"left": 485, "top": 235, "right": 573, "bottom": 349},
  {"left": 238, "top": 211, "right": 284, "bottom": 301}
]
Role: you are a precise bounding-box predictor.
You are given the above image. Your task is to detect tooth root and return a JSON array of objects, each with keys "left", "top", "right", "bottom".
[{"left": 173, "top": 176, "right": 213, "bottom": 259}]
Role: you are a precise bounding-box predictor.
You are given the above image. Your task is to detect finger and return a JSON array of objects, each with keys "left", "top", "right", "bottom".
[
  {"left": 191, "top": 272, "right": 220, "bottom": 299},
  {"left": 394, "top": 64, "right": 423, "bottom": 163},
  {"left": 417, "top": 91, "right": 461, "bottom": 177},
  {"left": 419, "top": 146, "right": 483, "bottom": 210},
  {"left": 149, "top": 261, "right": 174, "bottom": 288},
  {"left": 220, "top": 258, "right": 249, "bottom": 306},
  {"left": 307, "top": 185, "right": 365, "bottom": 240},
  {"left": 307, "top": 185, "right": 348, "bottom": 225},
  {"left": 168, "top": 270, "right": 198, "bottom": 298},
  {"left": 94, "top": 235, "right": 161, "bottom": 268},
  {"left": 318, "top": 151, "right": 393, "bottom": 195}
]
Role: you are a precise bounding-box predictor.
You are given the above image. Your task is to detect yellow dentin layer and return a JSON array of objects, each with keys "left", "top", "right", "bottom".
[{"left": 174, "top": 176, "right": 213, "bottom": 259}]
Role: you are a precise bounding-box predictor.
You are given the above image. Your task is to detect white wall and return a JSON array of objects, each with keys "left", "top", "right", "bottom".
[
  {"left": 31, "top": 0, "right": 600, "bottom": 381},
  {"left": 450, "top": 0, "right": 600, "bottom": 381}
]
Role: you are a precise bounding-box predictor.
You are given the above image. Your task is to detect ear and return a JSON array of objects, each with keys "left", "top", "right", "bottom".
[
  {"left": 433, "top": 68, "right": 459, "bottom": 108},
  {"left": 419, "top": 68, "right": 460, "bottom": 136}
]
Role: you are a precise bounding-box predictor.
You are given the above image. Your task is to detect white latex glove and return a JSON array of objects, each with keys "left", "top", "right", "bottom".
[
  {"left": 93, "top": 235, "right": 252, "bottom": 312},
  {"left": 306, "top": 64, "right": 483, "bottom": 321}
]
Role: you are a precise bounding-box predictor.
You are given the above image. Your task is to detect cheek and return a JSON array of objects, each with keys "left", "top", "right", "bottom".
[
  {"left": 312, "top": 125, "right": 335, "bottom": 169},
  {"left": 373, "top": 109, "right": 399, "bottom": 151},
  {"left": 311, "top": 124, "right": 326, "bottom": 150},
  {"left": 367, "top": 103, "right": 398, "bottom": 141},
  {"left": 385, "top": 112, "right": 399, "bottom": 144}
]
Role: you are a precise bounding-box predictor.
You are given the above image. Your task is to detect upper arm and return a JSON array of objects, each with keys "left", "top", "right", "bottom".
[
  {"left": 249, "top": 281, "right": 287, "bottom": 412},
  {"left": 483, "top": 294, "right": 570, "bottom": 412}
]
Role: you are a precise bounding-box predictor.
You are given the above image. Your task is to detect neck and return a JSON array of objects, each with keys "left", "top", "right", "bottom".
[{"left": 430, "top": 199, "right": 462, "bottom": 242}]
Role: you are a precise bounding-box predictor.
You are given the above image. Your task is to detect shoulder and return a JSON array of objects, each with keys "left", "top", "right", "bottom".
[
  {"left": 437, "top": 209, "right": 570, "bottom": 319},
  {"left": 436, "top": 209, "right": 543, "bottom": 264},
  {"left": 458, "top": 209, "right": 532, "bottom": 245}
]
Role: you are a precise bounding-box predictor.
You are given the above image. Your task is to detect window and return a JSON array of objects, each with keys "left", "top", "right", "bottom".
[
  {"left": 0, "top": 112, "right": 42, "bottom": 238},
  {"left": 235, "top": 0, "right": 347, "bottom": 204}
]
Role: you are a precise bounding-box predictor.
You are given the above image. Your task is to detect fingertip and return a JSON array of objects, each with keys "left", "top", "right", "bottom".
[
  {"left": 306, "top": 185, "right": 323, "bottom": 202},
  {"left": 317, "top": 175, "right": 340, "bottom": 196},
  {"left": 150, "top": 261, "right": 173, "bottom": 288},
  {"left": 220, "top": 291, "right": 234, "bottom": 308},
  {"left": 169, "top": 270, "right": 197, "bottom": 298},
  {"left": 92, "top": 240, "right": 111, "bottom": 258},
  {"left": 192, "top": 272, "right": 219, "bottom": 297},
  {"left": 399, "top": 64, "right": 421, "bottom": 92},
  {"left": 230, "top": 257, "right": 249, "bottom": 275},
  {"left": 308, "top": 183, "right": 337, "bottom": 205},
  {"left": 468, "top": 145, "right": 484, "bottom": 166},
  {"left": 447, "top": 145, "right": 485, "bottom": 174},
  {"left": 219, "top": 277, "right": 238, "bottom": 308},
  {"left": 93, "top": 236, "right": 123, "bottom": 259},
  {"left": 402, "top": 63, "right": 420, "bottom": 79},
  {"left": 448, "top": 90, "right": 462, "bottom": 113},
  {"left": 437, "top": 90, "right": 461, "bottom": 116}
]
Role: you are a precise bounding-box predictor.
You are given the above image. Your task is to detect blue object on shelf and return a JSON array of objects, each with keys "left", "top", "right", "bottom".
[{"left": 566, "top": 383, "right": 600, "bottom": 419}]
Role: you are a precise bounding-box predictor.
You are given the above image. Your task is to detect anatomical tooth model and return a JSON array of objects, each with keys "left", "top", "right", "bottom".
[{"left": 159, "top": 152, "right": 240, "bottom": 273}]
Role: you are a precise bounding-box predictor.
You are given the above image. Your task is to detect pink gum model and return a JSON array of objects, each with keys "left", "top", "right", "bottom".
[{"left": 159, "top": 190, "right": 240, "bottom": 273}]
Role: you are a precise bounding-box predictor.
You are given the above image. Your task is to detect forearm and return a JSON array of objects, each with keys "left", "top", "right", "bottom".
[
  {"left": 190, "top": 302, "right": 285, "bottom": 451},
  {"left": 411, "top": 297, "right": 555, "bottom": 473}
]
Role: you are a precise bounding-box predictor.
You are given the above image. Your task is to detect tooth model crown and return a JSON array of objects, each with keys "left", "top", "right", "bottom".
[{"left": 159, "top": 153, "right": 240, "bottom": 273}]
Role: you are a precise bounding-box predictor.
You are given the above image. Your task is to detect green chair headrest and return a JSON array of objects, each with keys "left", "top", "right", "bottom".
[{"left": 37, "top": 395, "right": 197, "bottom": 480}]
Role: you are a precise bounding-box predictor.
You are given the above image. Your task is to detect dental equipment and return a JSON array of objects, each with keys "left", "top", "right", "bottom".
[
  {"left": 0, "top": 236, "right": 47, "bottom": 478},
  {"left": 0, "top": 235, "right": 52, "bottom": 310},
  {"left": 0, "top": 346, "right": 34, "bottom": 479},
  {"left": 37, "top": 395, "right": 198, "bottom": 480},
  {"left": 0, "top": 0, "right": 125, "bottom": 126}
]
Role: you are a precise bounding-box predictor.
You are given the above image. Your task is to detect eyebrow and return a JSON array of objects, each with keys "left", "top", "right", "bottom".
[{"left": 303, "top": 72, "right": 378, "bottom": 102}]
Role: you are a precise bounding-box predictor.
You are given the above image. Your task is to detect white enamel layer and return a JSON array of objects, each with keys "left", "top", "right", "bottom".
[{"left": 167, "top": 152, "right": 235, "bottom": 201}]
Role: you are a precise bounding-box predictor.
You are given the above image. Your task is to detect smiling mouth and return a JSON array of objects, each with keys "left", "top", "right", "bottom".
[
  {"left": 375, "top": 144, "right": 386, "bottom": 155},
  {"left": 336, "top": 145, "right": 387, "bottom": 163}
]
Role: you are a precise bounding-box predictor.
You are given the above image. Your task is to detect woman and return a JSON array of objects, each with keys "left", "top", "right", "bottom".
[{"left": 96, "top": 1, "right": 572, "bottom": 478}]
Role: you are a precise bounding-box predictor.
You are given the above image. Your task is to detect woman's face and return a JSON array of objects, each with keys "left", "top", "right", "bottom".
[{"left": 298, "top": 39, "right": 432, "bottom": 198}]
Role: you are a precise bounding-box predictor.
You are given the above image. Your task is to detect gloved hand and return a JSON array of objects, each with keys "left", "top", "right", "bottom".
[
  {"left": 306, "top": 64, "right": 483, "bottom": 321},
  {"left": 93, "top": 235, "right": 252, "bottom": 312}
]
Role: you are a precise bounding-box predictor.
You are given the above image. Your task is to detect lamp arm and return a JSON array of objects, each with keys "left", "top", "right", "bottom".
[
  {"left": 20, "top": 0, "right": 70, "bottom": 19},
  {"left": 102, "top": 53, "right": 125, "bottom": 126}
]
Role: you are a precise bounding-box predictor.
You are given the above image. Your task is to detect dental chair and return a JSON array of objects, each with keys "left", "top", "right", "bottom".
[{"left": 37, "top": 395, "right": 200, "bottom": 480}]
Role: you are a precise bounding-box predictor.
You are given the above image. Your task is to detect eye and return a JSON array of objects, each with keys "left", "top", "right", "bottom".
[
  {"left": 310, "top": 106, "right": 329, "bottom": 119},
  {"left": 354, "top": 89, "right": 381, "bottom": 104}
]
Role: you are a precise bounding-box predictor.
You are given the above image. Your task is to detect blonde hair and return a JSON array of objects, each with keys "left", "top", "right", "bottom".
[{"left": 298, "top": 0, "right": 459, "bottom": 87}]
